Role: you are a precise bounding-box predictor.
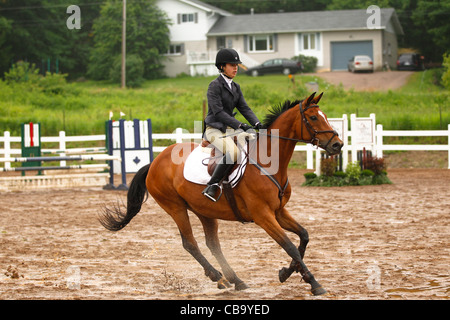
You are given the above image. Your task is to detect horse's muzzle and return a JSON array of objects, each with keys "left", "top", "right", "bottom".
[{"left": 324, "top": 141, "right": 343, "bottom": 156}]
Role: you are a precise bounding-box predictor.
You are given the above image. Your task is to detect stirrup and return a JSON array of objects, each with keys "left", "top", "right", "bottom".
[{"left": 202, "top": 183, "right": 223, "bottom": 202}]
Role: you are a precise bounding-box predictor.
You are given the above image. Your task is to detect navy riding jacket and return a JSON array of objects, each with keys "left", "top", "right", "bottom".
[{"left": 205, "top": 75, "right": 259, "bottom": 132}]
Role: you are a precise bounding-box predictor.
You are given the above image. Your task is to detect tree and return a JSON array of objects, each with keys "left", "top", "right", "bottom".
[
  {"left": 87, "top": 0, "right": 171, "bottom": 83},
  {"left": 412, "top": 0, "right": 450, "bottom": 61},
  {"left": 0, "top": 16, "right": 12, "bottom": 75},
  {"left": 0, "top": 0, "right": 101, "bottom": 78}
]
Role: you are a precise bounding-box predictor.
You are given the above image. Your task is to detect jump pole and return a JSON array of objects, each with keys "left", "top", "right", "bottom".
[{"left": 0, "top": 155, "right": 119, "bottom": 163}]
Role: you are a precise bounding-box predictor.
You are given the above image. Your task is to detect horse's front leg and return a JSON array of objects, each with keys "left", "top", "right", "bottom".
[
  {"left": 254, "top": 209, "right": 326, "bottom": 296},
  {"left": 276, "top": 208, "right": 310, "bottom": 283}
]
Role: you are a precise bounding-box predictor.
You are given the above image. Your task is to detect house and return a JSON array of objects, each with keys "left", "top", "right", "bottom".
[
  {"left": 156, "top": 1, "right": 404, "bottom": 76},
  {"left": 156, "top": 0, "right": 232, "bottom": 77}
]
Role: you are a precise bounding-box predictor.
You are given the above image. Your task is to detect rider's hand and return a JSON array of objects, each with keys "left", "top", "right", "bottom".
[
  {"left": 253, "top": 122, "right": 263, "bottom": 130},
  {"left": 239, "top": 123, "right": 252, "bottom": 131}
]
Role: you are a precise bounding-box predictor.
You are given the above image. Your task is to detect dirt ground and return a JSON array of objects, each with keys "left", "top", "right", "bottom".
[
  {"left": 311, "top": 70, "right": 415, "bottom": 91},
  {"left": 0, "top": 168, "right": 448, "bottom": 300}
]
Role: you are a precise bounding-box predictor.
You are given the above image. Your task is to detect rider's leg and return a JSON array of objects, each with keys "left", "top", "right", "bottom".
[{"left": 202, "top": 127, "right": 238, "bottom": 202}]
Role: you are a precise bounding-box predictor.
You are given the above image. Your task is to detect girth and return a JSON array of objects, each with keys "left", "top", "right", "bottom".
[{"left": 249, "top": 158, "right": 289, "bottom": 199}]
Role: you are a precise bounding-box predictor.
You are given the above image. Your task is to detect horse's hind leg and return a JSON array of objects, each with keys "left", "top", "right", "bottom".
[
  {"left": 197, "top": 215, "right": 249, "bottom": 291},
  {"left": 156, "top": 199, "right": 224, "bottom": 287},
  {"left": 276, "top": 208, "right": 310, "bottom": 283}
]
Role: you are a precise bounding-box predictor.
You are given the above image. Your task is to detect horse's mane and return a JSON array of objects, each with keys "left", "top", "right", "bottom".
[{"left": 262, "top": 100, "right": 301, "bottom": 129}]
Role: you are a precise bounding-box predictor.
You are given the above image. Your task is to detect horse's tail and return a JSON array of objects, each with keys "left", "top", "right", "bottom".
[{"left": 98, "top": 163, "right": 150, "bottom": 231}]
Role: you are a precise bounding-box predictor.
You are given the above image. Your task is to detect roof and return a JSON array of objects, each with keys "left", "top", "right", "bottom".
[
  {"left": 180, "top": 0, "right": 233, "bottom": 16},
  {"left": 207, "top": 8, "right": 404, "bottom": 36}
]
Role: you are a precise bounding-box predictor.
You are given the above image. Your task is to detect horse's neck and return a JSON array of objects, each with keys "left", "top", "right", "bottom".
[{"left": 258, "top": 109, "right": 298, "bottom": 180}]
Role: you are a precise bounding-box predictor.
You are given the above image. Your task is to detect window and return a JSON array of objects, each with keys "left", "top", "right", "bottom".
[
  {"left": 248, "top": 34, "right": 274, "bottom": 52},
  {"left": 217, "top": 37, "right": 226, "bottom": 49},
  {"left": 301, "top": 33, "right": 320, "bottom": 51},
  {"left": 182, "top": 13, "right": 194, "bottom": 23},
  {"left": 166, "top": 44, "right": 183, "bottom": 55},
  {"left": 177, "top": 13, "right": 198, "bottom": 24}
]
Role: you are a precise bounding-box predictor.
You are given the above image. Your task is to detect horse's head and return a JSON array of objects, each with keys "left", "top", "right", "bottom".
[{"left": 297, "top": 92, "right": 343, "bottom": 155}]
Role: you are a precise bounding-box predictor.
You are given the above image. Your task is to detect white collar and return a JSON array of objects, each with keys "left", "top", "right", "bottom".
[{"left": 221, "top": 73, "right": 233, "bottom": 89}]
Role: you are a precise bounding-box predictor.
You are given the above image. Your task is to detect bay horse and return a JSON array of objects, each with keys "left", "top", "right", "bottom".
[{"left": 99, "top": 92, "right": 343, "bottom": 296}]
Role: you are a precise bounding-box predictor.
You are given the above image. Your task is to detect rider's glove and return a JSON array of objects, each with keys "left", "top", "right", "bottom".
[
  {"left": 239, "top": 123, "right": 252, "bottom": 131},
  {"left": 253, "top": 122, "right": 263, "bottom": 130}
]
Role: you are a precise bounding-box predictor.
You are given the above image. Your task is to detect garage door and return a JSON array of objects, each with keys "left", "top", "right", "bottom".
[{"left": 331, "top": 41, "right": 373, "bottom": 71}]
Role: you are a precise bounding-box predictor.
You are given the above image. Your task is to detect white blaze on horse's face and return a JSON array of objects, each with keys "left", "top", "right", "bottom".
[{"left": 318, "top": 110, "right": 332, "bottom": 128}]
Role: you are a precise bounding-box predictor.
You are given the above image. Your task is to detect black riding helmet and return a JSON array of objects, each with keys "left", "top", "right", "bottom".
[{"left": 215, "top": 48, "right": 242, "bottom": 71}]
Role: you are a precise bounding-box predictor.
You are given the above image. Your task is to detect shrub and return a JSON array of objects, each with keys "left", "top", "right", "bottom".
[
  {"left": 304, "top": 172, "right": 317, "bottom": 180},
  {"left": 363, "top": 155, "right": 386, "bottom": 175},
  {"left": 4, "top": 61, "right": 40, "bottom": 84},
  {"left": 361, "top": 169, "right": 375, "bottom": 177},
  {"left": 292, "top": 54, "right": 318, "bottom": 73},
  {"left": 321, "top": 158, "right": 337, "bottom": 177},
  {"left": 38, "top": 72, "right": 69, "bottom": 95},
  {"left": 333, "top": 171, "right": 346, "bottom": 178},
  {"left": 345, "top": 161, "right": 361, "bottom": 185}
]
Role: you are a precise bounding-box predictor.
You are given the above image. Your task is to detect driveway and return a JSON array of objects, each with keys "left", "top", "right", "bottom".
[{"left": 309, "top": 71, "right": 415, "bottom": 91}]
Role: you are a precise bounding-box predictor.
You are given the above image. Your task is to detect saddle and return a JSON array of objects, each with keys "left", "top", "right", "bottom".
[
  {"left": 200, "top": 139, "right": 238, "bottom": 176},
  {"left": 200, "top": 138, "right": 251, "bottom": 224}
]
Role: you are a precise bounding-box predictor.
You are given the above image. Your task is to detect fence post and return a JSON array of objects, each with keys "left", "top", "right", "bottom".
[
  {"left": 4, "top": 131, "right": 11, "bottom": 170},
  {"left": 350, "top": 114, "right": 357, "bottom": 162},
  {"left": 448, "top": 124, "right": 450, "bottom": 169},
  {"left": 306, "top": 144, "right": 314, "bottom": 169},
  {"left": 314, "top": 149, "right": 321, "bottom": 176},
  {"left": 342, "top": 114, "right": 349, "bottom": 171},
  {"left": 376, "top": 124, "right": 383, "bottom": 159},
  {"left": 176, "top": 128, "right": 183, "bottom": 143},
  {"left": 59, "top": 131, "right": 66, "bottom": 166}
]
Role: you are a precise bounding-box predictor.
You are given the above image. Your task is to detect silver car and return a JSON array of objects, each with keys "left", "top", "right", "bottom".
[{"left": 348, "top": 55, "right": 374, "bottom": 73}]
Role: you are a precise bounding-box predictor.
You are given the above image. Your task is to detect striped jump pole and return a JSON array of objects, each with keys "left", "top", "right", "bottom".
[
  {"left": 0, "top": 164, "right": 109, "bottom": 172},
  {"left": 0, "top": 155, "right": 120, "bottom": 163}
]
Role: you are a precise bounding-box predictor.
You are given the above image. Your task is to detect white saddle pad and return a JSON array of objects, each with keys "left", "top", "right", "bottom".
[{"left": 183, "top": 145, "right": 247, "bottom": 188}]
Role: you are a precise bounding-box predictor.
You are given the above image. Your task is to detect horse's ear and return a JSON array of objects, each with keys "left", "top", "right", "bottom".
[
  {"left": 312, "top": 92, "right": 323, "bottom": 104},
  {"left": 302, "top": 92, "right": 316, "bottom": 108}
]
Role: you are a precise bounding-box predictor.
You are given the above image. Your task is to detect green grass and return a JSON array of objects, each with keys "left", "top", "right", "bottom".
[{"left": 0, "top": 69, "right": 448, "bottom": 136}]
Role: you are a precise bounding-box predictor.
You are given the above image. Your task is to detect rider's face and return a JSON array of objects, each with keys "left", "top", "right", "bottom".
[{"left": 223, "top": 63, "right": 238, "bottom": 78}]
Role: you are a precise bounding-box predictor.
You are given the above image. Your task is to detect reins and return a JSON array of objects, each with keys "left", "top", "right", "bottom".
[
  {"left": 249, "top": 103, "right": 338, "bottom": 202},
  {"left": 259, "top": 104, "right": 338, "bottom": 148}
]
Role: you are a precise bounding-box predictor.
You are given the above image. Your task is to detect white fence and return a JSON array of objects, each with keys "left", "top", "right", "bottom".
[{"left": 1, "top": 123, "right": 449, "bottom": 171}]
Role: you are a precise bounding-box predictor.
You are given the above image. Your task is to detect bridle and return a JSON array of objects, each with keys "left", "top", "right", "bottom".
[
  {"left": 262, "top": 103, "right": 338, "bottom": 150},
  {"left": 247, "top": 102, "right": 339, "bottom": 203},
  {"left": 299, "top": 103, "right": 338, "bottom": 149}
]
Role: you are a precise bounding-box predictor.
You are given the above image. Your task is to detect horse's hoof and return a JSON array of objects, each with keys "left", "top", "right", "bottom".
[
  {"left": 235, "top": 282, "right": 249, "bottom": 291},
  {"left": 279, "top": 267, "right": 291, "bottom": 283},
  {"left": 311, "top": 285, "right": 327, "bottom": 296},
  {"left": 217, "top": 277, "right": 232, "bottom": 289}
]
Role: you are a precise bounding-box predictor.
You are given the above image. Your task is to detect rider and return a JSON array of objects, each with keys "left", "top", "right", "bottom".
[{"left": 202, "top": 48, "right": 262, "bottom": 202}]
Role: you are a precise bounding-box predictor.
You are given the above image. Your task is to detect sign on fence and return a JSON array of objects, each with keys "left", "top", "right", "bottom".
[
  {"left": 351, "top": 114, "right": 376, "bottom": 145},
  {"left": 106, "top": 119, "right": 154, "bottom": 175}
]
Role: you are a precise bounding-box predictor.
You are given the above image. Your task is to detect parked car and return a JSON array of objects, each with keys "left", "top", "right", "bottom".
[
  {"left": 245, "top": 58, "right": 303, "bottom": 77},
  {"left": 397, "top": 53, "right": 425, "bottom": 71},
  {"left": 348, "top": 55, "right": 374, "bottom": 73}
]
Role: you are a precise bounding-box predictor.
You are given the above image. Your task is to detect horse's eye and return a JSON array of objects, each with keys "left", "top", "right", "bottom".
[{"left": 310, "top": 116, "right": 318, "bottom": 121}]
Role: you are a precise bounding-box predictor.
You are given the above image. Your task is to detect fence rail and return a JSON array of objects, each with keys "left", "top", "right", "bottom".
[{"left": 1, "top": 124, "right": 449, "bottom": 171}]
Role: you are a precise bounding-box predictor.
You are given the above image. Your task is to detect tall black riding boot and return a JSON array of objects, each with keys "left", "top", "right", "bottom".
[{"left": 202, "top": 154, "right": 235, "bottom": 202}]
